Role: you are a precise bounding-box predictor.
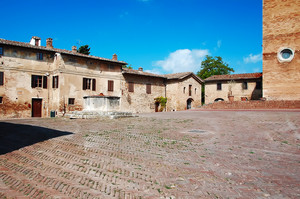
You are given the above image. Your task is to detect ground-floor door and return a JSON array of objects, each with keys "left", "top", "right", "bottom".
[
  {"left": 32, "top": 99, "right": 42, "bottom": 117},
  {"left": 187, "top": 99, "right": 192, "bottom": 109},
  {"left": 155, "top": 102, "right": 160, "bottom": 112}
]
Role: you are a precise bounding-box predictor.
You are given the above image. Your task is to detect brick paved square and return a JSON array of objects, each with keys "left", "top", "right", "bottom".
[{"left": 0, "top": 110, "right": 299, "bottom": 198}]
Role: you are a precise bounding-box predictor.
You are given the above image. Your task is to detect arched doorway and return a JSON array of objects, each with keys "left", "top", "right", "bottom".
[
  {"left": 155, "top": 102, "right": 160, "bottom": 112},
  {"left": 214, "top": 98, "right": 224, "bottom": 102},
  {"left": 187, "top": 98, "right": 193, "bottom": 109}
]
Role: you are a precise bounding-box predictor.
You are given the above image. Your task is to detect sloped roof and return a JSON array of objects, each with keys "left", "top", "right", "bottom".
[
  {"left": 0, "top": 38, "right": 127, "bottom": 65},
  {"left": 163, "top": 72, "right": 204, "bottom": 84},
  {"left": 122, "top": 68, "right": 163, "bottom": 78},
  {"left": 205, "top": 73, "right": 262, "bottom": 82},
  {"left": 122, "top": 69, "right": 204, "bottom": 84}
]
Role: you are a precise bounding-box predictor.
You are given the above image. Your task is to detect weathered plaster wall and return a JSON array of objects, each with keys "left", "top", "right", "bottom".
[
  {"left": 0, "top": 45, "right": 124, "bottom": 118},
  {"left": 0, "top": 46, "right": 54, "bottom": 118},
  {"left": 263, "top": 0, "right": 300, "bottom": 100},
  {"left": 205, "top": 80, "right": 262, "bottom": 104},
  {"left": 166, "top": 77, "right": 202, "bottom": 111},
  {"left": 121, "top": 74, "right": 165, "bottom": 113}
]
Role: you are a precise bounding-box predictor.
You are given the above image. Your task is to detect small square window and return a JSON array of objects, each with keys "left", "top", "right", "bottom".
[
  {"left": 68, "top": 98, "right": 75, "bottom": 105},
  {"left": 217, "top": 83, "right": 222, "bottom": 90},
  {"left": 0, "top": 96, "right": 3, "bottom": 104},
  {"left": 242, "top": 82, "right": 248, "bottom": 90},
  {"left": 37, "top": 53, "right": 43, "bottom": 60},
  {"left": 0, "top": 47, "right": 3, "bottom": 55}
]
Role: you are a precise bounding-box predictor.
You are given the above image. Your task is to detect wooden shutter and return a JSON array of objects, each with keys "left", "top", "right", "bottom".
[
  {"left": 31, "top": 75, "right": 36, "bottom": 88},
  {"left": 92, "top": 79, "right": 96, "bottom": 91},
  {"left": 146, "top": 84, "right": 151, "bottom": 94},
  {"left": 83, "top": 78, "right": 86, "bottom": 90},
  {"left": 0, "top": 72, "right": 3, "bottom": 86},
  {"left": 129, "top": 82, "right": 134, "bottom": 92},
  {"left": 43, "top": 76, "right": 47, "bottom": 89},
  {"left": 108, "top": 80, "right": 114, "bottom": 91}
]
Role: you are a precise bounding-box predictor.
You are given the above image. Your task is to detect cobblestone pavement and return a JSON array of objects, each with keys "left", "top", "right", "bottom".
[{"left": 0, "top": 110, "right": 299, "bottom": 199}]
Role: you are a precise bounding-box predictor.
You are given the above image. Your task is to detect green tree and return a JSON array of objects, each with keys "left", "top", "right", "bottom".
[
  {"left": 122, "top": 64, "right": 133, "bottom": 69},
  {"left": 197, "top": 55, "right": 234, "bottom": 79},
  {"left": 78, "top": 45, "right": 91, "bottom": 55}
]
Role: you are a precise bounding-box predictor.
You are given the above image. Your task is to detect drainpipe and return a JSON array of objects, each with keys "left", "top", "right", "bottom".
[{"left": 164, "top": 78, "right": 167, "bottom": 112}]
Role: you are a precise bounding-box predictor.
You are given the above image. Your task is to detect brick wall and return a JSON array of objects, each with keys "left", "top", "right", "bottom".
[{"left": 200, "top": 100, "right": 300, "bottom": 110}]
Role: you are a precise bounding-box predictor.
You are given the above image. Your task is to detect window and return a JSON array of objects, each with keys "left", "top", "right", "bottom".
[
  {"left": 183, "top": 87, "right": 186, "bottom": 93},
  {"left": 52, "top": 76, "right": 59, "bottom": 88},
  {"left": 189, "top": 85, "right": 192, "bottom": 96},
  {"left": 108, "top": 65, "right": 115, "bottom": 70},
  {"left": 0, "top": 47, "right": 3, "bottom": 55},
  {"left": 83, "top": 78, "right": 96, "bottom": 90},
  {"left": 31, "top": 75, "right": 47, "bottom": 88},
  {"left": 195, "top": 88, "right": 197, "bottom": 94},
  {"left": 0, "top": 72, "right": 3, "bottom": 86},
  {"left": 146, "top": 84, "right": 151, "bottom": 94},
  {"left": 128, "top": 82, "right": 134, "bottom": 92},
  {"left": 36, "top": 53, "right": 43, "bottom": 60},
  {"left": 68, "top": 98, "right": 75, "bottom": 105},
  {"left": 256, "top": 81, "right": 262, "bottom": 89},
  {"left": 0, "top": 96, "right": 2, "bottom": 104},
  {"left": 217, "top": 83, "right": 222, "bottom": 90},
  {"left": 242, "top": 82, "right": 248, "bottom": 90},
  {"left": 108, "top": 80, "right": 114, "bottom": 91},
  {"left": 277, "top": 48, "right": 294, "bottom": 62}
]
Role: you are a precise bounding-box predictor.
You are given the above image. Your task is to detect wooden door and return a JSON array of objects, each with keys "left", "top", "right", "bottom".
[{"left": 32, "top": 99, "right": 42, "bottom": 117}]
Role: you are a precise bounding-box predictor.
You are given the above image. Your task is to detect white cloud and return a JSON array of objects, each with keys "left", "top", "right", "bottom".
[
  {"left": 243, "top": 53, "right": 262, "bottom": 64},
  {"left": 154, "top": 49, "right": 209, "bottom": 73},
  {"left": 144, "top": 68, "right": 162, "bottom": 75}
]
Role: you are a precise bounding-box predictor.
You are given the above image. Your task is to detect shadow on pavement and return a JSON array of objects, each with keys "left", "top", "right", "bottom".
[{"left": 0, "top": 122, "right": 73, "bottom": 155}]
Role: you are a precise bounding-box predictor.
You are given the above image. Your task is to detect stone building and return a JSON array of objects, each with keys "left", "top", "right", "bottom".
[
  {"left": 0, "top": 37, "right": 203, "bottom": 118},
  {"left": 0, "top": 37, "right": 126, "bottom": 118},
  {"left": 204, "top": 73, "right": 262, "bottom": 104},
  {"left": 122, "top": 68, "right": 203, "bottom": 112},
  {"left": 263, "top": 0, "right": 300, "bottom": 100}
]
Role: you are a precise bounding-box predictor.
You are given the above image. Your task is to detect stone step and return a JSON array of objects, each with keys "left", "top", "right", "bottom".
[{"left": 65, "top": 111, "right": 137, "bottom": 119}]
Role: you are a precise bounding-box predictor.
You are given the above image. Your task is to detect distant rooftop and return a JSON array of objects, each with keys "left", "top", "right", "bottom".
[
  {"left": 205, "top": 73, "right": 262, "bottom": 82},
  {"left": 0, "top": 38, "right": 127, "bottom": 65}
]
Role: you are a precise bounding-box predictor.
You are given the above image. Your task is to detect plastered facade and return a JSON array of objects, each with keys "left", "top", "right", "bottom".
[
  {"left": 205, "top": 80, "right": 262, "bottom": 104},
  {"left": 263, "top": 0, "right": 300, "bottom": 100},
  {"left": 0, "top": 41, "right": 124, "bottom": 118}
]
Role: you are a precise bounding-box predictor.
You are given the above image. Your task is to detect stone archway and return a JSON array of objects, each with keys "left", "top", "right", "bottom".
[{"left": 187, "top": 98, "right": 193, "bottom": 109}]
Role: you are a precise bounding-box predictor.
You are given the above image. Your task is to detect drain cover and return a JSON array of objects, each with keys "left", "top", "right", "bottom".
[{"left": 188, "top": 129, "right": 207, "bottom": 133}]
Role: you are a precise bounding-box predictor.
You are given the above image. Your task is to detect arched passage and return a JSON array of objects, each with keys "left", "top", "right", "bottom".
[
  {"left": 187, "top": 98, "right": 193, "bottom": 109},
  {"left": 214, "top": 98, "right": 224, "bottom": 102}
]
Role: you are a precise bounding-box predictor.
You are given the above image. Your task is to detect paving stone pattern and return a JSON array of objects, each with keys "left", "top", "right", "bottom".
[{"left": 0, "top": 110, "right": 299, "bottom": 198}]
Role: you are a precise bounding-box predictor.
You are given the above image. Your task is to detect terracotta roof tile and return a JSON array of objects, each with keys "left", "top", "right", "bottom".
[
  {"left": 205, "top": 73, "right": 262, "bottom": 82},
  {"left": 0, "top": 38, "right": 127, "bottom": 65},
  {"left": 122, "top": 68, "right": 164, "bottom": 78}
]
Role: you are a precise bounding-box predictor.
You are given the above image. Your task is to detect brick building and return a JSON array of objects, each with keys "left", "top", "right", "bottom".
[
  {"left": 263, "top": 0, "right": 300, "bottom": 100},
  {"left": 0, "top": 37, "right": 203, "bottom": 118},
  {"left": 204, "top": 73, "right": 262, "bottom": 104}
]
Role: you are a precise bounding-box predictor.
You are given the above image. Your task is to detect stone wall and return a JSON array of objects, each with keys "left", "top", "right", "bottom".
[
  {"left": 263, "top": 0, "right": 300, "bottom": 100},
  {"left": 121, "top": 74, "right": 165, "bottom": 113},
  {"left": 200, "top": 100, "right": 300, "bottom": 110},
  {"left": 166, "top": 77, "right": 202, "bottom": 111},
  {"left": 205, "top": 80, "right": 262, "bottom": 104}
]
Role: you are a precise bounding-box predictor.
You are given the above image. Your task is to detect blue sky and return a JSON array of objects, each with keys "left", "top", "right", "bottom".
[{"left": 2, "top": 0, "right": 262, "bottom": 75}]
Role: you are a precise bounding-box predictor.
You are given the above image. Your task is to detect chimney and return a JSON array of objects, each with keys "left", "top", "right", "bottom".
[
  {"left": 72, "top": 46, "right": 77, "bottom": 53},
  {"left": 112, "top": 53, "right": 118, "bottom": 61},
  {"left": 138, "top": 67, "right": 143, "bottom": 71},
  {"left": 46, "top": 38, "right": 53, "bottom": 48},
  {"left": 30, "top": 36, "right": 41, "bottom": 46}
]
